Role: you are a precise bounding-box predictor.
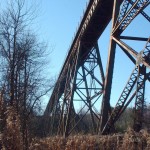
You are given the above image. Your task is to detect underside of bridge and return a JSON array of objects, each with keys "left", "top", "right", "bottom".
[{"left": 44, "top": 0, "right": 150, "bottom": 137}]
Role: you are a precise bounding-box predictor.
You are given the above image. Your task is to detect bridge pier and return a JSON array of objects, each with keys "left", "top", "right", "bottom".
[{"left": 100, "top": 0, "right": 120, "bottom": 133}]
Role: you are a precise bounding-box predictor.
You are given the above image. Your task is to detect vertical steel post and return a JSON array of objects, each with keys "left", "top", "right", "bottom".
[
  {"left": 64, "top": 42, "right": 81, "bottom": 137},
  {"left": 81, "top": 65, "right": 96, "bottom": 133},
  {"left": 100, "top": 0, "right": 120, "bottom": 132},
  {"left": 57, "top": 64, "right": 71, "bottom": 135},
  {"left": 134, "top": 66, "right": 146, "bottom": 132},
  {"left": 95, "top": 43, "right": 105, "bottom": 83}
]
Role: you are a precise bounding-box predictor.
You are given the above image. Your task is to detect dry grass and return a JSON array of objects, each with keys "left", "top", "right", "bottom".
[
  {"left": 1, "top": 96, "right": 150, "bottom": 149},
  {"left": 29, "top": 129, "right": 150, "bottom": 150}
]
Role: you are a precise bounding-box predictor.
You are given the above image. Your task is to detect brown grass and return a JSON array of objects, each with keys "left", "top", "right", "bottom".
[
  {"left": 29, "top": 129, "right": 150, "bottom": 150},
  {"left": 0, "top": 96, "right": 150, "bottom": 150}
]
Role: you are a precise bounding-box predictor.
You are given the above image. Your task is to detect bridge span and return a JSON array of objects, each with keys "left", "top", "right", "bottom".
[{"left": 44, "top": 0, "right": 150, "bottom": 137}]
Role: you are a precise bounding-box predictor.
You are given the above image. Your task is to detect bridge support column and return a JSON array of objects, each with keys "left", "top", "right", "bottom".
[
  {"left": 134, "top": 65, "right": 146, "bottom": 132},
  {"left": 63, "top": 42, "right": 82, "bottom": 137},
  {"left": 53, "top": 41, "right": 105, "bottom": 137},
  {"left": 100, "top": 0, "right": 120, "bottom": 133}
]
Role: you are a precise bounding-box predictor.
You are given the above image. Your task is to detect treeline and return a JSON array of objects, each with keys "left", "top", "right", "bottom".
[
  {"left": 43, "top": 106, "right": 150, "bottom": 137},
  {"left": 116, "top": 105, "right": 150, "bottom": 133}
]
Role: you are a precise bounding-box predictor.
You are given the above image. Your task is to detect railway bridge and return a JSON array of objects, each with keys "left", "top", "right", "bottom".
[{"left": 44, "top": 0, "right": 150, "bottom": 137}]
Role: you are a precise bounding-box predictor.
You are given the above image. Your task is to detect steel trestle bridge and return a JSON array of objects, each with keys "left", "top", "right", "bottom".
[{"left": 44, "top": 0, "right": 150, "bottom": 137}]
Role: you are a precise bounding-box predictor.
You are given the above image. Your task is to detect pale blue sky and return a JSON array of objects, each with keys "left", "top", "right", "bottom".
[
  {"left": 36, "top": 0, "right": 89, "bottom": 76},
  {"left": 1, "top": 0, "right": 150, "bottom": 110}
]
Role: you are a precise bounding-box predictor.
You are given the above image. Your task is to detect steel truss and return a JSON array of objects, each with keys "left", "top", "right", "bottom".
[
  {"left": 47, "top": 42, "right": 104, "bottom": 137},
  {"left": 102, "top": 38, "right": 150, "bottom": 134},
  {"left": 45, "top": 0, "right": 150, "bottom": 137},
  {"left": 100, "top": 0, "right": 150, "bottom": 134}
]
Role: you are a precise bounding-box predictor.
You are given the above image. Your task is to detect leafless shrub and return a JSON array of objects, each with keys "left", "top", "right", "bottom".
[{"left": 2, "top": 106, "right": 23, "bottom": 150}]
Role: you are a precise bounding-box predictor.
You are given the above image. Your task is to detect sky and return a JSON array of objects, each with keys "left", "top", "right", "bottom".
[
  {"left": 1, "top": 0, "right": 150, "bottom": 111},
  {"left": 35, "top": 0, "right": 89, "bottom": 76}
]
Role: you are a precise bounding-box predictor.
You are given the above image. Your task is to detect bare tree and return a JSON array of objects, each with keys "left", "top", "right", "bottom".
[{"left": 0, "top": 0, "right": 54, "bottom": 148}]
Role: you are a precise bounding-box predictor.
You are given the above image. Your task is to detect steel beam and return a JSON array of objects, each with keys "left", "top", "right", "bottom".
[
  {"left": 133, "top": 38, "right": 150, "bottom": 131},
  {"left": 48, "top": 41, "right": 105, "bottom": 136},
  {"left": 102, "top": 66, "right": 139, "bottom": 134},
  {"left": 81, "top": 65, "right": 97, "bottom": 132},
  {"left": 60, "top": 42, "right": 82, "bottom": 137},
  {"left": 102, "top": 38, "right": 150, "bottom": 134},
  {"left": 100, "top": 0, "right": 121, "bottom": 133},
  {"left": 129, "top": 0, "right": 150, "bottom": 22},
  {"left": 66, "top": 43, "right": 104, "bottom": 135},
  {"left": 120, "top": 36, "right": 149, "bottom": 41},
  {"left": 134, "top": 66, "right": 146, "bottom": 131},
  {"left": 113, "top": 37, "right": 150, "bottom": 68},
  {"left": 113, "top": 0, "right": 150, "bottom": 34}
]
